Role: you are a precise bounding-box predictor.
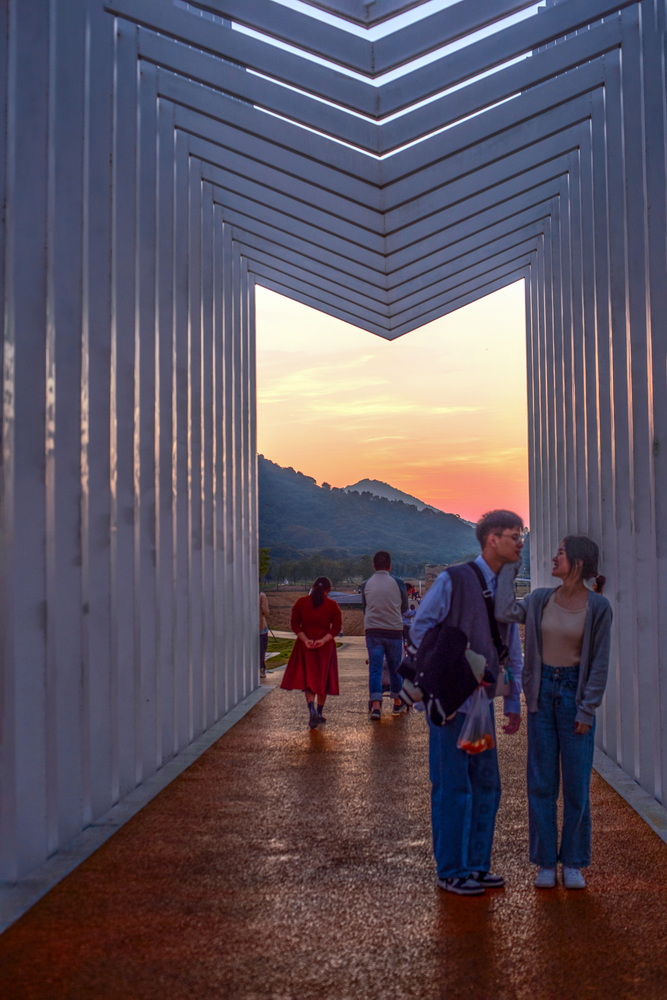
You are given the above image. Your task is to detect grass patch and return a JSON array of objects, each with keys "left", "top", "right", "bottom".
[
  {"left": 265, "top": 636, "right": 295, "bottom": 669},
  {"left": 264, "top": 636, "right": 344, "bottom": 671}
]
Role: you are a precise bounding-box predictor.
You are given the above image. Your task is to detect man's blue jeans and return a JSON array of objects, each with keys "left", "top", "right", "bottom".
[
  {"left": 427, "top": 706, "right": 500, "bottom": 879},
  {"left": 366, "top": 634, "right": 403, "bottom": 702},
  {"left": 527, "top": 664, "right": 595, "bottom": 868}
]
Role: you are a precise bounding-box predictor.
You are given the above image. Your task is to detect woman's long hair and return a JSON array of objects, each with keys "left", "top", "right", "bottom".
[
  {"left": 563, "top": 535, "right": 605, "bottom": 593},
  {"left": 310, "top": 576, "right": 332, "bottom": 608}
]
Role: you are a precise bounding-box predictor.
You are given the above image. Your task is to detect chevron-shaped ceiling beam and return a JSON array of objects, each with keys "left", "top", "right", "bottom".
[
  {"left": 209, "top": 0, "right": 539, "bottom": 74},
  {"left": 119, "top": 0, "right": 622, "bottom": 338},
  {"left": 301, "top": 0, "right": 434, "bottom": 26},
  {"left": 109, "top": 0, "right": 633, "bottom": 117}
]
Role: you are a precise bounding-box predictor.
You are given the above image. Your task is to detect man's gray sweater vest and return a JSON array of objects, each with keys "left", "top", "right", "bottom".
[{"left": 445, "top": 563, "right": 510, "bottom": 695}]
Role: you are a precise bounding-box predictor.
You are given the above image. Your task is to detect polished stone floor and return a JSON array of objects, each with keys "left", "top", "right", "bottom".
[{"left": 1, "top": 638, "right": 667, "bottom": 999}]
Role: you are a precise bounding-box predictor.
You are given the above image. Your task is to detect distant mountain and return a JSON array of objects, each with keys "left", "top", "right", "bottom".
[
  {"left": 258, "top": 456, "right": 477, "bottom": 570},
  {"left": 345, "top": 478, "right": 457, "bottom": 517}
]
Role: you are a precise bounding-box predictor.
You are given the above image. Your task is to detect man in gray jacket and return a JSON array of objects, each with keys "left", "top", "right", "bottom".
[{"left": 361, "top": 551, "right": 408, "bottom": 720}]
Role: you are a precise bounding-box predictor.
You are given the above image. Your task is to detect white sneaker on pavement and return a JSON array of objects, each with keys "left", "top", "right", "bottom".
[
  {"left": 562, "top": 866, "right": 586, "bottom": 889},
  {"left": 534, "top": 867, "right": 557, "bottom": 888}
]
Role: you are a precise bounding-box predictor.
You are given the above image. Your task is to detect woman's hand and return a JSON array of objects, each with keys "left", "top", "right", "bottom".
[
  {"left": 574, "top": 722, "right": 591, "bottom": 735},
  {"left": 298, "top": 632, "right": 314, "bottom": 649},
  {"left": 311, "top": 635, "right": 331, "bottom": 649}
]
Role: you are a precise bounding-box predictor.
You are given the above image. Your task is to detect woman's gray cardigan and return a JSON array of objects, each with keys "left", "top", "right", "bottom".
[{"left": 495, "top": 562, "right": 613, "bottom": 727}]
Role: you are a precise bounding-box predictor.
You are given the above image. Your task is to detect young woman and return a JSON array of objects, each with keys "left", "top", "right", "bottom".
[
  {"left": 495, "top": 536, "right": 612, "bottom": 889},
  {"left": 281, "top": 577, "right": 341, "bottom": 729}
]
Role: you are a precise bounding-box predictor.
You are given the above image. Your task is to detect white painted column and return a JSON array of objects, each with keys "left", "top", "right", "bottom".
[{"left": 0, "top": 0, "right": 258, "bottom": 880}]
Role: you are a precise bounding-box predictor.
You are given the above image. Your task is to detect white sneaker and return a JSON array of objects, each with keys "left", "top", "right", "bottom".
[
  {"left": 534, "top": 867, "right": 556, "bottom": 888},
  {"left": 562, "top": 866, "right": 586, "bottom": 889}
]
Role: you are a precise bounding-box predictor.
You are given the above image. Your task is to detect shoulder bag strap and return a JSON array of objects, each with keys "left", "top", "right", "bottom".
[{"left": 466, "top": 561, "right": 509, "bottom": 665}]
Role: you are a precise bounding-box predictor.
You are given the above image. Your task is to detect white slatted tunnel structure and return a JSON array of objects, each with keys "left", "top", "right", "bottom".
[{"left": 1, "top": 0, "right": 666, "bottom": 882}]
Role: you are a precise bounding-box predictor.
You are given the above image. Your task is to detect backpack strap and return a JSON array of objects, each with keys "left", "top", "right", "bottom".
[{"left": 466, "top": 562, "right": 509, "bottom": 666}]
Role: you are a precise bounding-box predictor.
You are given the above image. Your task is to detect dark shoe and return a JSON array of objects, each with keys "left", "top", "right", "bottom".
[
  {"left": 308, "top": 704, "right": 319, "bottom": 729},
  {"left": 470, "top": 871, "right": 505, "bottom": 888},
  {"left": 369, "top": 707, "right": 381, "bottom": 721},
  {"left": 392, "top": 702, "right": 408, "bottom": 716},
  {"left": 437, "top": 876, "right": 484, "bottom": 896},
  {"left": 260, "top": 668, "right": 266, "bottom": 678},
  {"left": 317, "top": 706, "right": 327, "bottom": 724}
]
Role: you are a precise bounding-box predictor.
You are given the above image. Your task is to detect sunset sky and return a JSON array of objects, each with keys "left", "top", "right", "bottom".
[{"left": 255, "top": 282, "right": 529, "bottom": 524}]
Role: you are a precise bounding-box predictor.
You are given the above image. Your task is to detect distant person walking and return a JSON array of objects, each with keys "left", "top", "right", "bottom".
[
  {"left": 281, "top": 577, "right": 341, "bottom": 729},
  {"left": 361, "top": 551, "right": 409, "bottom": 720},
  {"left": 495, "top": 535, "right": 612, "bottom": 890},
  {"left": 259, "top": 590, "right": 270, "bottom": 679},
  {"left": 409, "top": 510, "right": 524, "bottom": 896}
]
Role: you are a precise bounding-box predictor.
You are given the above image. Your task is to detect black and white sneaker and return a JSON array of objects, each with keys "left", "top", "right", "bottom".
[
  {"left": 437, "top": 876, "right": 485, "bottom": 896},
  {"left": 469, "top": 870, "right": 505, "bottom": 888}
]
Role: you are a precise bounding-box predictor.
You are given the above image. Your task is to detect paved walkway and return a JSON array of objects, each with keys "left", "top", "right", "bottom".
[{"left": 2, "top": 640, "right": 667, "bottom": 998}]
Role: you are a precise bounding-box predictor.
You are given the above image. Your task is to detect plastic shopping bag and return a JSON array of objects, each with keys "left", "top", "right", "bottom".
[{"left": 457, "top": 686, "right": 495, "bottom": 754}]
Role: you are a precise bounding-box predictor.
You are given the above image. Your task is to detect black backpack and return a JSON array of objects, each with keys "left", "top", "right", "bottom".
[
  {"left": 398, "top": 563, "right": 497, "bottom": 725},
  {"left": 399, "top": 623, "right": 484, "bottom": 725}
]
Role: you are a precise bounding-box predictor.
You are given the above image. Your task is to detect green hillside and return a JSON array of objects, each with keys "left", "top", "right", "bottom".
[{"left": 258, "top": 456, "right": 477, "bottom": 573}]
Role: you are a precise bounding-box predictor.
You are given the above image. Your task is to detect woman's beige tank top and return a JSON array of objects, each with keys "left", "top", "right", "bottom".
[{"left": 541, "top": 592, "right": 587, "bottom": 667}]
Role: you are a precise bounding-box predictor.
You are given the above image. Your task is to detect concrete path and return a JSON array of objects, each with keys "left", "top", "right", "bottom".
[{"left": 1, "top": 639, "right": 667, "bottom": 998}]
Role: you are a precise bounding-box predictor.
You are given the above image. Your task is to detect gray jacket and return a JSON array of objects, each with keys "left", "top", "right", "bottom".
[
  {"left": 495, "top": 562, "right": 613, "bottom": 726},
  {"left": 361, "top": 571, "right": 408, "bottom": 633}
]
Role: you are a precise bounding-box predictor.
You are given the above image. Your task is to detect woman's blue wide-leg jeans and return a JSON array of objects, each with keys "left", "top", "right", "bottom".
[{"left": 527, "top": 664, "right": 596, "bottom": 868}]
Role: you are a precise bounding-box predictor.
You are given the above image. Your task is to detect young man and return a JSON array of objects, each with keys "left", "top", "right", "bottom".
[
  {"left": 361, "top": 551, "right": 409, "bottom": 720},
  {"left": 409, "top": 510, "right": 524, "bottom": 895}
]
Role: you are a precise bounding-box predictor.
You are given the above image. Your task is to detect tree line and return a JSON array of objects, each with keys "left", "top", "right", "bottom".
[{"left": 259, "top": 549, "right": 476, "bottom": 588}]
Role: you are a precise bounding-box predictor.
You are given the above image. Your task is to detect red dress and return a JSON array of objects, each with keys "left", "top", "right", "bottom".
[{"left": 280, "top": 595, "right": 342, "bottom": 698}]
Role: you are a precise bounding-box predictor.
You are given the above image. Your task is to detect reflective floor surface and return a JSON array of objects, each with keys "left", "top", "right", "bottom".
[{"left": 1, "top": 637, "right": 666, "bottom": 999}]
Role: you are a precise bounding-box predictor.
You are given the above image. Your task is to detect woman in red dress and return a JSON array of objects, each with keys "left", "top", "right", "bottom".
[{"left": 281, "top": 577, "right": 341, "bottom": 729}]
